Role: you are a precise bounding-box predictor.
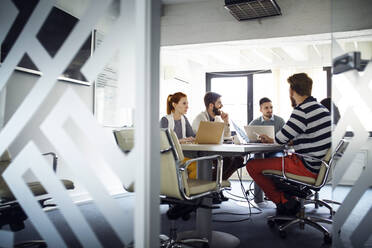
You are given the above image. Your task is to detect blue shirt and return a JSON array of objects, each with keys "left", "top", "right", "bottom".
[{"left": 249, "top": 114, "right": 285, "bottom": 134}]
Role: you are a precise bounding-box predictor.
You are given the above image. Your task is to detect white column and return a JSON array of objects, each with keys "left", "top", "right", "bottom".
[{"left": 134, "top": 0, "right": 161, "bottom": 247}]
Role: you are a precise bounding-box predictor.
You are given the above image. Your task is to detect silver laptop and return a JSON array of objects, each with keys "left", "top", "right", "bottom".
[
  {"left": 232, "top": 121, "right": 250, "bottom": 144},
  {"left": 244, "top": 125, "right": 275, "bottom": 143}
]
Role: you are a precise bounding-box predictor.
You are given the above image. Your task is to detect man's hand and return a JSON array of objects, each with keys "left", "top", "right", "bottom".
[
  {"left": 220, "top": 111, "right": 229, "bottom": 124},
  {"left": 259, "top": 134, "right": 274, "bottom": 144}
]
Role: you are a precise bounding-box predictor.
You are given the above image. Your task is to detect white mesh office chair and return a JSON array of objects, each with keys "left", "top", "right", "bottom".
[
  {"left": 114, "top": 128, "right": 231, "bottom": 247},
  {"left": 160, "top": 128, "right": 231, "bottom": 247},
  {"left": 304, "top": 139, "right": 347, "bottom": 214},
  {"left": 113, "top": 128, "right": 134, "bottom": 154},
  {"left": 262, "top": 139, "right": 348, "bottom": 244}
]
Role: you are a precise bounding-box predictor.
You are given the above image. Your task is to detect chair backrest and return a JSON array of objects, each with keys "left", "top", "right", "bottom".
[
  {"left": 0, "top": 151, "right": 12, "bottom": 198},
  {"left": 167, "top": 130, "right": 191, "bottom": 196},
  {"left": 168, "top": 129, "right": 184, "bottom": 162},
  {"left": 160, "top": 129, "right": 184, "bottom": 200},
  {"left": 0, "top": 150, "right": 11, "bottom": 162},
  {"left": 315, "top": 139, "right": 348, "bottom": 187},
  {"left": 113, "top": 128, "right": 187, "bottom": 197},
  {"left": 113, "top": 128, "right": 135, "bottom": 152}
]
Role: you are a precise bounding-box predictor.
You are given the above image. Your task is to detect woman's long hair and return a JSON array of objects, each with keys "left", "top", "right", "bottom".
[{"left": 167, "top": 92, "right": 187, "bottom": 115}]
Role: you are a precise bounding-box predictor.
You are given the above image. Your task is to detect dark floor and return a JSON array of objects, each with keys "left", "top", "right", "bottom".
[
  {"left": 8, "top": 181, "right": 341, "bottom": 248},
  {"left": 161, "top": 180, "right": 335, "bottom": 248}
]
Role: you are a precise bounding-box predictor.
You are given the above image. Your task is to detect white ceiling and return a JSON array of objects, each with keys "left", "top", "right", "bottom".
[{"left": 161, "top": 30, "right": 372, "bottom": 75}]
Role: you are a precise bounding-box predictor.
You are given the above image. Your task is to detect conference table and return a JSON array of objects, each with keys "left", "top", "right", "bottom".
[{"left": 181, "top": 143, "right": 286, "bottom": 248}]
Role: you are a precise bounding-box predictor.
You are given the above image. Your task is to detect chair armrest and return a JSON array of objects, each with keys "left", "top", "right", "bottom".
[
  {"left": 181, "top": 154, "right": 222, "bottom": 169},
  {"left": 181, "top": 154, "right": 223, "bottom": 189},
  {"left": 42, "top": 152, "right": 58, "bottom": 172},
  {"left": 278, "top": 152, "right": 329, "bottom": 186}
]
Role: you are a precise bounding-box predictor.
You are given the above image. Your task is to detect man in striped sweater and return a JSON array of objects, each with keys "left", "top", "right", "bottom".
[{"left": 246, "top": 73, "right": 331, "bottom": 215}]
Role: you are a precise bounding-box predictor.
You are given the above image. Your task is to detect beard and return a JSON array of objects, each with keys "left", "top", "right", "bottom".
[
  {"left": 264, "top": 113, "right": 273, "bottom": 119},
  {"left": 213, "top": 105, "right": 221, "bottom": 115},
  {"left": 290, "top": 96, "right": 297, "bottom": 108}
]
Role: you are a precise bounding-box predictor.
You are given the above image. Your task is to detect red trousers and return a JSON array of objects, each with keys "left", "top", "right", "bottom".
[{"left": 246, "top": 154, "right": 317, "bottom": 205}]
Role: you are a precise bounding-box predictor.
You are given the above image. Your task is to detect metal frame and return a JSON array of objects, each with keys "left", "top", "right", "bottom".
[
  {"left": 163, "top": 129, "right": 226, "bottom": 201},
  {"left": 272, "top": 139, "right": 346, "bottom": 190}
]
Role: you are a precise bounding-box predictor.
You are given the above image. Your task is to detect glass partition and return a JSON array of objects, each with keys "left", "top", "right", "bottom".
[
  {"left": 0, "top": 0, "right": 160, "bottom": 247},
  {"left": 331, "top": 0, "right": 372, "bottom": 247}
]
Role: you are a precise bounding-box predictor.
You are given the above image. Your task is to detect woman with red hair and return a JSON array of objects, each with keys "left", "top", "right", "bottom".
[{"left": 160, "top": 92, "right": 195, "bottom": 144}]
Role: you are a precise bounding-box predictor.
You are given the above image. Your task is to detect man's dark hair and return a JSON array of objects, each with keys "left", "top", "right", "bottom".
[
  {"left": 287, "top": 73, "right": 313, "bottom": 96},
  {"left": 259, "top": 97, "right": 271, "bottom": 106},
  {"left": 204, "top": 92, "right": 221, "bottom": 108}
]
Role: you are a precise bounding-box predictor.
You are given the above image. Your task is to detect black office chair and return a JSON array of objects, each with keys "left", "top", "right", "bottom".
[
  {"left": 0, "top": 150, "right": 74, "bottom": 247},
  {"left": 262, "top": 139, "right": 348, "bottom": 244}
]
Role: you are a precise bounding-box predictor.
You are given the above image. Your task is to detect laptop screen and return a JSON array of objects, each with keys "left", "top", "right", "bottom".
[
  {"left": 244, "top": 125, "right": 275, "bottom": 142},
  {"left": 232, "top": 121, "right": 250, "bottom": 143},
  {"left": 195, "top": 121, "right": 224, "bottom": 144}
]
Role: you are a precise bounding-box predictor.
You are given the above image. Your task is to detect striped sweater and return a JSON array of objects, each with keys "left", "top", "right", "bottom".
[{"left": 275, "top": 96, "right": 331, "bottom": 173}]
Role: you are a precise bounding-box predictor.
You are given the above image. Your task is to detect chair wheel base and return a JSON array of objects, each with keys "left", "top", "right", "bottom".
[
  {"left": 267, "top": 219, "right": 275, "bottom": 228},
  {"left": 324, "top": 234, "right": 332, "bottom": 244},
  {"left": 279, "top": 230, "right": 287, "bottom": 239},
  {"left": 182, "top": 213, "right": 191, "bottom": 221}
]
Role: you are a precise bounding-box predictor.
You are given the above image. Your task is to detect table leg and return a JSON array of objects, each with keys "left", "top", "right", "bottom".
[
  {"left": 196, "top": 159, "right": 212, "bottom": 241},
  {"left": 252, "top": 153, "right": 264, "bottom": 203},
  {"left": 193, "top": 159, "right": 239, "bottom": 247},
  {"left": 254, "top": 182, "right": 264, "bottom": 203}
]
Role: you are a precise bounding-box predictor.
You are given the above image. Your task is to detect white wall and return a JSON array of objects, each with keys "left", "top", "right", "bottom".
[{"left": 159, "top": 55, "right": 206, "bottom": 122}]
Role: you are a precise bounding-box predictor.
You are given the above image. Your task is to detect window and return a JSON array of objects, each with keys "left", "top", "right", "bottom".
[
  {"left": 207, "top": 68, "right": 329, "bottom": 131},
  {"left": 210, "top": 77, "right": 248, "bottom": 127},
  {"left": 253, "top": 73, "right": 276, "bottom": 120}
]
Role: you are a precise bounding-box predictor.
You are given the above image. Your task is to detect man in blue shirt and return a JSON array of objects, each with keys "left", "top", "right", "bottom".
[{"left": 249, "top": 97, "right": 285, "bottom": 134}]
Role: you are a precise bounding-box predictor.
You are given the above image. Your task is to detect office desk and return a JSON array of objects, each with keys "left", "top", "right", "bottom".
[
  {"left": 181, "top": 143, "right": 285, "bottom": 248},
  {"left": 182, "top": 143, "right": 285, "bottom": 156}
]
